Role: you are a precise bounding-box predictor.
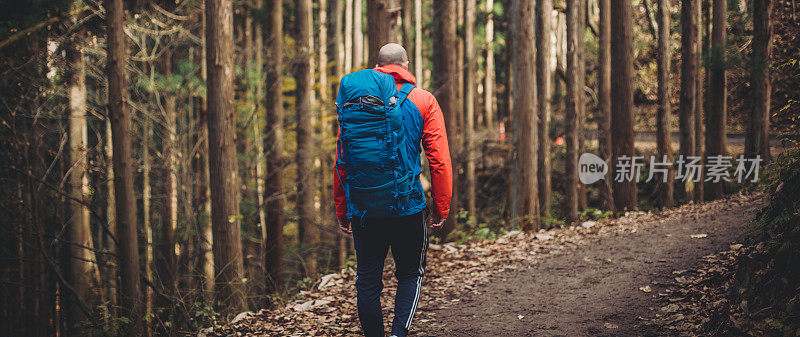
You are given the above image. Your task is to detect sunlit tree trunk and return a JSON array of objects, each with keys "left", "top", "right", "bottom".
[
  {"left": 65, "top": 34, "right": 100, "bottom": 332},
  {"left": 565, "top": 0, "right": 584, "bottom": 223},
  {"left": 253, "top": 0, "right": 267, "bottom": 266},
  {"left": 103, "top": 119, "right": 118, "bottom": 312},
  {"left": 159, "top": 51, "right": 178, "bottom": 298},
  {"left": 656, "top": 0, "right": 674, "bottom": 207},
  {"left": 484, "top": 0, "right": 495, "bottom": 129},
  {"left": 345, "top": 0, "right": 353, "bottom": 73},
  {"left": 353, "top": 0, "right": 364, "bottom": 69},
  {"left": 536, "top": 0, "right": 552, "bottom": 217},
  {"left": 597, "top": 0, "right": 614, "bottom": 212},
  {"left": 141, "top": 72, "right": 154, "bottom": 333},
  {"left": 105, "top": 0, "right": 143, "bottom": 333},
  {"left": 610, "top": 0, "right": 637, "bottom": 211},
  {"left": 705, "top": 0, "right": 727, "bottom": 199},
  {"left": 206, "top": 0, "right": 247, "bottom": 311},
  {"left": 746, "top": 0, "right": 773, "bottom": 160},
  {"left": 432, "top": 0, "right": 458, "bottom": 237},
  {"left": 511, "top": 0, "right": 540, "bottom": 231}
]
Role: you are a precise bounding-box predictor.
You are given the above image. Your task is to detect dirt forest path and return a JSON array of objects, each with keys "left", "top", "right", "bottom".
[
  {"left": 416, "top": 194, "right": 762, "bottom": 337},
  {"left": 209, "top": 193, "right": 763, "bottom": 337}
]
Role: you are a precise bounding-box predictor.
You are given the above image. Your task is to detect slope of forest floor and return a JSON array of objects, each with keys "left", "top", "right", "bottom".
[{"left": 201, "top": 192, "right": 763, "bottom": 337}]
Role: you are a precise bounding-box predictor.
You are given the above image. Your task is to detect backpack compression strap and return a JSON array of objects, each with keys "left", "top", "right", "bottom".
[{"left": 397, "top": 83, "right": 415, "bottom": 106}]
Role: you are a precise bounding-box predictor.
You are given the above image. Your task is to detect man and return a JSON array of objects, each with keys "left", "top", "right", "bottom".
[{"left": 334, "top": 43, "right": 452, "bottom": 337}]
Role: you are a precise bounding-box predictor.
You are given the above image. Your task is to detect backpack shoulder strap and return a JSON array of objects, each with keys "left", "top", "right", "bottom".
[{"left": 396, "top": 83, "right": 415, "bottom": 106}]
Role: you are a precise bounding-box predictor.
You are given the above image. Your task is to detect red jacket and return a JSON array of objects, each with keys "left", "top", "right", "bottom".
[{"left": 334, "top": 64, "right": 453, "bottom": 220}]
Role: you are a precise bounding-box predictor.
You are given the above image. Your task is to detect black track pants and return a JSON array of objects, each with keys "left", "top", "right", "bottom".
[{"left": 351, "top": 211, "right": 429, "bottom": 337}]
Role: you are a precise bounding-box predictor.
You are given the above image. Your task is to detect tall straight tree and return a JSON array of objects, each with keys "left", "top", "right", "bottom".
[
  {"left": 353, "top": 0, "right": 363, "bottom": 68},
  {"left": 536, "top": 0, "right": 552, "bottom": 217},
  {"left": 679, "top": 0, "right": 698, "bottom": 200},
  {"left": 332, "top": 0, "right": 349, "bottom": 267},
  {"left": 264, "top": 0, "right": 286, "bottom": 290},
  {"left": 206, "top": 0, "right": 247, "bottom": 311},
  {"left": 195, "top": 3, "right": 215, "bottom": 299},
  {"left": 464, "top": 0, "right": 476, "bottom": 219},
  {"left": 656, "top": 0, "right": 675, "bottom": 207},
  {"left": 484, "top": 0, "right": 495, "bottom": 128},
  {"left": 414, "top": 0, "right": 422, "bottom": 82},
  {"left": 610, "top": 0, "right": 637, "bottom": 211},
  {"left": 295, "top": 0, "right": 319, "bottom": 277},
  {"left": 159, "top": 51, "right": 178, "bottom": 296},
  {"left": 65, "top": 31, "right": 100, "bottom": 331},
  {"left": 597, "top": 0, "right": 614, "bottom": 211},
  {"left": 746, "top": 0, "right": 773, "bottom": 160},
  {"left": 706, "top": 0, "right": 727, "bottom": 199},
  {"left": 432, "top": 0, "right": 458, "bottom": 237},
  {"left": 510, "top": 0, "right": 540, "bottom": 231},
  {"left": 344, "top": 0, "right": 353, "bottom": 73},
  {"left": 565, "top": 0, "right": 584, "bottom": 223},
  {"left": 105, "top": 0, "right": 143, "bottom": 333},
  {"left": 402, "top": 0, "right": 414, "bottom": 58},
  {"left": 695, "top": 0, "right": 708, "bottom": 202}
]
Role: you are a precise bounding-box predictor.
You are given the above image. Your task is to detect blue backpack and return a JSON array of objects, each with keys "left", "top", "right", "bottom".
[{"left": 335, "top": 69, "right": 426, "bottom": 221}]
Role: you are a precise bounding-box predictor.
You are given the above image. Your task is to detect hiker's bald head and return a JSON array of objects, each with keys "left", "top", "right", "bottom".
[{"left": 376, "top": 43, "right": 409, "bottom": 68}]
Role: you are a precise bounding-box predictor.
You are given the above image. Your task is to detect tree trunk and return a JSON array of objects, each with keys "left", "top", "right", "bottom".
[
  {"left": 484, "top": 0, "right": 495, "bottom": 129},
  {"left": 344, "top": 0, "right": 354, "bottom": 73},
  {"left": 353, "top": 0, "right": 364, "bottom": 69},
  {"left": 65, "top": 36, "right": 100, "bottom": 331},
  {"left": 159, "top": 51, "right": 178, "bottom": 298},
  {"left": 696, "top": 0, "right": 710, "bottom": 202},
  {"left": 103, "top": 119, "right": 118, "bottom": 312},
  {"left": 195, "top": 3, "right": 215, "bottom": 300},
  {"left": 206, "top": 0, "right": 247, "bottom": 312},
  {"left": 105, "top": 0, "right": 143, "bottom": 333},
  {"left": 464, "top": 0, "right": 476, "bottom": 221},
  {"left": 746, "top": 0, "right": 773, "bottom": 160},
  {"left": 610, "top": 0, "right": 637, "bottom": 211},
  {"left": 367, "top": 0, "right": 399, "bottom": 66},
  {"left": 402, "top": 0, "right": 414, "bottom": 59},
  {"left": 597, "top": 0, "right": 614, "bottom": 212},
  {"left": 253, "top": 0, "right": 267, "bottom": 270},
  {"left": 536, "top": 0, "right": 552, "bottom": 218},
  {"left": 414, "top": 0, "right": 423, "bottom": 82},
  {"left": 432, "top": 0, "right": 458, "bottom": 237},
  {"left": 264, "top": 0, "right": 286, "bottom": 291},
  {"left": 142, "top": 77, "right": 154, "bottom": 334},
  {"left": 565, "top": 0, "right": 584, "bottom": 223},
  {"left": 319, "top": 0, "right": 329, "bottom": 104},
  {"left": 295, "top": 0, "right": 319, "bottom": 277},
  {"left": 680, "top": 0, "right": 698, "bottom": 200},
  {"left": 511, "top": 0, "right": 540, "bottom": 232},
  {"left": 656, "top": 0, "right": 674, "bottom": 207},
  {"left": 705, "top": 0, "right": 727, "bottom": 199},
  {"left": 333, "top": 0, "right": 349, "bottom": 268}
]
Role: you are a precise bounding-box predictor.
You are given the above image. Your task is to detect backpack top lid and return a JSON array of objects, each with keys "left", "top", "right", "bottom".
[{"left": 336, "top": 69, "right": 399, "bottom": 109}]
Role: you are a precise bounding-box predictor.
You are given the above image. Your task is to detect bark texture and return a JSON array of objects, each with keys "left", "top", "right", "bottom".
[
  {"left": 206, "top": 0, "right": 247, "bottom": 311},
  {"left": 610, "top": 0, "right": 638, "bottom": 211},
  {"left": 510, "top": 0, "right": 540, "bottom": 231}
]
